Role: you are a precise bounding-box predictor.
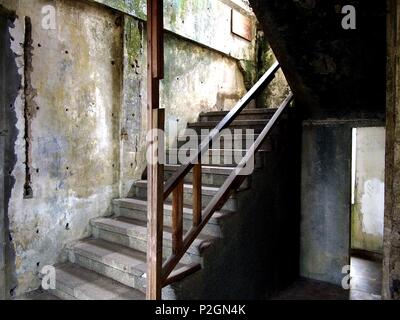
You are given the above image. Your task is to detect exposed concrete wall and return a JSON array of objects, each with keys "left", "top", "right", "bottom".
[
  {"left": 0, "top": 11, "right": 7, "bottom": 301},
  {"left": 384, "top": 0, "right": 400, "bottom": 300},
  {"left": 254, "top": 30, "right": 290, "bottom": 109},
  {"left": 120, "top": 17, "right": 249, "bottom": 194},
  {"left": 91, "top": 0, "right": 257, "bottom": 60},
  {"left": 0, "top": 0, "right": 124, "bottom": 297},
  {"left": 301, "top": 123, "right": 352, "bottom": 286},
  {"left": 0, "top": 6, "right": 20, "bottom": 300},
  {"left": 351, "top": 127, "right": 385, "bottom": 254},
  {"left": 116, "top": 0, "right": 284, "bottom": 195}
]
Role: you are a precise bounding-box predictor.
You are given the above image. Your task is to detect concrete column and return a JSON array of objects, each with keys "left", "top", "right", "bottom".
[
  {"left": 300, "top": 123, "right": 352, "bottom": 286},
  {"left": 383, "top": 0, "right": 400, "bottom": 300}
]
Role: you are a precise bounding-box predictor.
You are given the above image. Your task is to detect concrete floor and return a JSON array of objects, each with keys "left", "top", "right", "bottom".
[
  {"left": 12, "top": 257, "right": 382, "bottom": 300},
  {"left": 273, "top": 256, "right": 382, "bottom": 300},
  {"left": 13, "top": 289, "right": 60, "bottom": 300}
]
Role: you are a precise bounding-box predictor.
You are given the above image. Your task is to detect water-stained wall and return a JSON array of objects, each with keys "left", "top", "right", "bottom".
[{"left": 0, "top": 0, "right": 123, "bottom": 297}]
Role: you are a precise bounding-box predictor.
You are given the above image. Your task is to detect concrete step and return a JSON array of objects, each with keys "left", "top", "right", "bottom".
[
  {"left": 67, "top": 238, "right": 192, "bottom": 294},
  {"left": 199, "top": 108, "right": 278, "bottom": 121},
  {"left": 187, "top": 120, "right": 270, "bottom": 134},
  {"left": 51, "top": 263, "right": 145, "bottom": 300},
  {"left": 165, "top": 148, "right": 268, "bottom": 168},
  {"left": 67, "top": 238, "right": 148, "bottom": 293},
  {"left": 129, "top": 181, "right": 238, "bottom": 211},
  {"left": 164, "top": 164, "right": 251, "bottom": 188},
  {"left": 90, "top": 216, "right": 215, "bottom": 265},
  {"left": 113, "top": 198, "right": 234, "bottom": 237},
  {"left": 174, "top": 133, "right": 274, "bottom": 151}
]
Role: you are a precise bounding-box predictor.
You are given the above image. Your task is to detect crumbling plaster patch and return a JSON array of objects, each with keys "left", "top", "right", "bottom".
[{"left": 3, "top": 0, "right": 123, "bottom": 296}]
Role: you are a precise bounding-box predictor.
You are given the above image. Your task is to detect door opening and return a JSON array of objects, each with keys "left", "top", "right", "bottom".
[{"left": 350, "top": 127, "right": 385, "bottom": 299}]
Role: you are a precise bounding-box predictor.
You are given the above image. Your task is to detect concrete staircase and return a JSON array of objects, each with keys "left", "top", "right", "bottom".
[{"left": 50, "top": 107, "right": 290, "bottom": 300}]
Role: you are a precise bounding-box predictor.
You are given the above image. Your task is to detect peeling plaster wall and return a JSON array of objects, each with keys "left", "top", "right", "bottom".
[
  {"left": 0, "top": 0, "right": 123, "bottom": 297},
  {"left": 0, "top": 7, "right": 20, "bottom": 300},
  {"left": 351, "top": 127, "right": 385, "bottom": 254}
]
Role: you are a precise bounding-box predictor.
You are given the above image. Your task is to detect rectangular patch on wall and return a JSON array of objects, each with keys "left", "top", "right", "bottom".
[{"left": 231, "top": 9, "right": 253, "bottom": 42}]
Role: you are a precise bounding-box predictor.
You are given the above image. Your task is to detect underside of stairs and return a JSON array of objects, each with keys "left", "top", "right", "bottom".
[{"left": 49, "top": 107, "right": 300, "bottom": 300}]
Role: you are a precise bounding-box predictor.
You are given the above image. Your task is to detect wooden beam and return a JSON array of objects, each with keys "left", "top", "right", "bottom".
[
  {"left": 172, "top": 180, "right": 184, "bottom": 254},
  {"left": 146, "top": 108, "right": 165, "bottom": 300},
  {"left": 148, "top": 0, "right": 164, "bottom": 80},
  {"left": 163, "top": 263, "right": 202, "bottom": 287},
  {"left": 192, "top": 164, "right": 202, "bottom": 227},
  {"left": 146, "top": 0, "right": 164, "bottom": 301}
]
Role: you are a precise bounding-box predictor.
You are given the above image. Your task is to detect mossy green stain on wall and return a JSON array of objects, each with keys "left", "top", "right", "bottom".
[
  {"left": 93, "top": 0, "right": 146, "bottom": 20},
  {"left": 125, "top": 16, "right": 144, "bottom": 66}
]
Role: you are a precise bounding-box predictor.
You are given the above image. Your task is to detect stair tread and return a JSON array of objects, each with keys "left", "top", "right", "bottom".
[
  {"left": 114, "top": 197, "right": 233, "bottom": 222},
  {"left": 135, "top": 180, "right": 220, "bottom": 192},
  {"left": 71, "top": 238, "right": 190, "bottom": 276},
  {"left": 53, "top": 263, "right": 145, "bottom": 300},
  {"left": 164, "top": 164, "right": 234, "bottom": 174},
  {"left": 167, "top": 148, "right": 268, "bottom": 152},
  {"left": 200, "top": 108, "right": 277, "bottom": 116},
  {"left": 91, "top": 216, "right": 216, "bottom": 243},
  {"left": 71, "top": 238, "right": 148, "bottom": 276},
  {"left": 188, "top": 119, "right": 270, "bottom": 127}
]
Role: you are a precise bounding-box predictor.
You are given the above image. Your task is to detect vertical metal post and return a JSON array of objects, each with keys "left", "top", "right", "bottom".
[{"left": 146, "top": 0, "right": 164, "bottom": 300}]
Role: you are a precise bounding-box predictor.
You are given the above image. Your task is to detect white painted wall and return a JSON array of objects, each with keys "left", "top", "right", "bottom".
[{"left": 351, "top": 127, "right": 385, "bottom": 253}]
